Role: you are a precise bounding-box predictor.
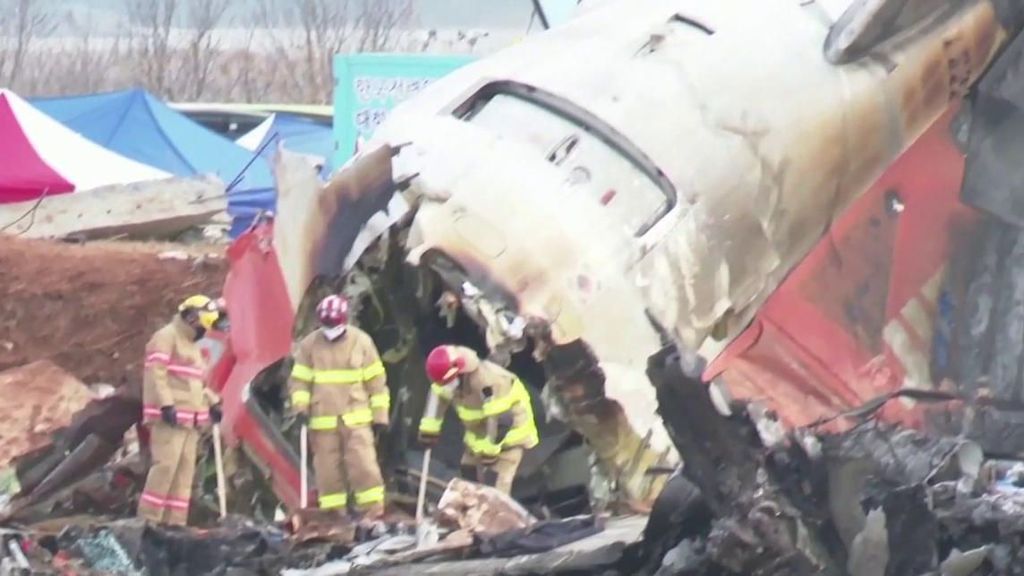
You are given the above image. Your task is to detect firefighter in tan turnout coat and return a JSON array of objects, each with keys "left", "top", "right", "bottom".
[
  {"left": 138, "top": 295, "right": 226, "bottom": 525},
  {"left": 418, "top": 345, "right": 539, "bottom": 494},
  {"left": 288, "top": 295, "right": 390, "bottom": 518}
]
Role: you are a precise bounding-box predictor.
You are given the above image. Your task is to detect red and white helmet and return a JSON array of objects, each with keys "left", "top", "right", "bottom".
[
  {"left": 425, "top": 345, "right": 465, "bottom": 384},
  {"left": 316, "top": 295, "right": 349, "bottom": 328}
]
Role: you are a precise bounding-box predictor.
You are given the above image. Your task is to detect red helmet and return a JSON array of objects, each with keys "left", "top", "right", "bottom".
[
  {"left": 425, "top": 346, "right": 464, "bottom": 383},
  {"left": 316, "top": 295, "right": 349, "bottom": 328}
]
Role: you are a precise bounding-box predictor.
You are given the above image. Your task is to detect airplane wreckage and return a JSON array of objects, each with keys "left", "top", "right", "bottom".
[{"left": 13, "top": 0, "right": 1024, "bottom": 573}]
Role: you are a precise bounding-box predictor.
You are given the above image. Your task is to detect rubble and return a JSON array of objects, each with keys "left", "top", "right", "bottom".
[
  {"left": 629, "top": 345, "right": 1024, "bottom": 576},
  {"left": 0, "top": 176, "right": 226, "bottom": 241},
  {"left": 0, "top": 361, "right": 95, "bottom": 467}
]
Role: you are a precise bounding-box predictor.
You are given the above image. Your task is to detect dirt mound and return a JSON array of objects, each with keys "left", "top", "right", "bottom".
[
  {"left": 0, "top": 361, "right": 96, "bottom": 467},
  {"left": 0, "top": 236, "right": 228, "bottom": 386}
]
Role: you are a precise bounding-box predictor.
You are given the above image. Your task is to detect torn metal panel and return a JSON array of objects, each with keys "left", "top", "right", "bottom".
[
  {"left": 271, "top": 150, "right": 328, "bottom": 311},
  {"left": 0, "top": 361, "right": 95, "bottom": 468},
  {"left": 0, "top": 176, "right": 225, "bottom": 240},
  {"left": 272, "top": 146, "right": 401, "bottom": 314},
  {"left": 962, "top": 21, "right": 1024, "bottom": 226},
  {"left": 647, "top": 346, "right": 842, "bottom": 575},
  {"left": 237, "top": 0, "right": 1024, "bottom": 521},
  {"left": 948, "top": 216, "right": 1024, "bottom": 454},
  {"left": 824, "top": 0, "right": 972, "bottom": 64},
  {"left": 953, "top": 219, "right": 1005, "bottom": 397},
  {"left": 330, "top": 0, "right": 1008, "bottom": 505},
  {"left": 705, "top": 105, "right": 980, "bottom": 430},
  {"left": 637, "top": 0, "right": 1005, "bottom": 364}
]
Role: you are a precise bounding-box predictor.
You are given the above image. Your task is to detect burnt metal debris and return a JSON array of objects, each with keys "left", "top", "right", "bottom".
[
  {"left": 7, "top": 349, "right": 1024, "bottom": 576},
  {"left": 631, "top": 345, "right": 1024, "bottom": 576}
]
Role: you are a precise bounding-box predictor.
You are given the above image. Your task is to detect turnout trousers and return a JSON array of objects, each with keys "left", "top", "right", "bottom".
[
  {"left": 311, "top": 424, "right": 385, "bottom": 516},
  {"left": 137, "top": 423, "right": 199, "bottom": 525},
  {"left": 460, "top": 447, "right": 525, "bottom": 495}
]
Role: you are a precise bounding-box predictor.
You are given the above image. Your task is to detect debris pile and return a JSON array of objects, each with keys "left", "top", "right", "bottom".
[
  {"left": 0, "top": 361, "right": 96, "bottom": 467},
  {"left": 436, "top": 478, "right": 536, "bottom": 536},
  {"left": 635, "top": 348, "right": 1024, "bottom": 576}
]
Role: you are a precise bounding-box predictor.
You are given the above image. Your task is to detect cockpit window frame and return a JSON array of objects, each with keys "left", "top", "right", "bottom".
[{"left": 452, "top": 80, "right": 677, "bottom": 237}]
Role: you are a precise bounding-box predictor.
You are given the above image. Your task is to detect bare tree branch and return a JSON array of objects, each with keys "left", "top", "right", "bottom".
[
  {"left": 125, "top": 0, "right": 179, "bottom": 98},
  {"left": 254, "top": 0, "right": 305, "bottom": 101},
  {"left": 1, "top": 0, "right": 55, "bottom": 88},
  {"left": 297, "top": 0, "right": 354, "bottom": 103},
  {"left": 0, "top": 0, "right": 429, "bottom": 103},
  {"left": 356, "top": 0, "right": 413, "bottom": 53},
  {"left": 181, "top": 0, "right": 230, "bottom": 99}
]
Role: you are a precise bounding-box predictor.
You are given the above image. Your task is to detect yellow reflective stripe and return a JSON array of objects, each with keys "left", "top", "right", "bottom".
[
  {"left": 455, "top": 404, "right": 486, "bottom": 422},
  {"left": 291, "top": 390, "right": 311, "bottom": 407},
  {"left": 363, "top": 361, "right": 385, "bottom": 380},
  {"left": 310, "top": 410, "right": 374, "bottom": 430},
  {"left": 370, "top": 393, "right": 390, "bottom": 410},
  {"left": 315, "top": 369, "right": 363, "bottom": 384},
  {"left": 319, "top": 492, "right": 347, "bottom": 509},
  {"left": 419, "top": 417, "right": 442, "bottom": 434},
  {"left": 354, "top": 486, "right": 385, "bottom": 506},
  {"left": 342, "top": 408, "right": 373, "bottom": 427},
  {"left": 503, "top": 422, "right": 539, "bottom": 448},
  {"left": 464, "top": 432, "right": 501, "bottom": 457},
  {"left": 431, "top": 383, "right": 453, "bottom": 400},
  {"left": 291, "top": 363, "right": 314, "bottom": 382},
  {"left": 482, "top": 379, "right": 528, "bottom": 417},
  {"left": 310, "top": 415, "right": 339, "bottom": 430}
]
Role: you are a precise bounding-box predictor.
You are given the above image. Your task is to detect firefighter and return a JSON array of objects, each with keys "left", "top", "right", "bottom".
[
  {"left": 138, "top": 294, "right": 227, "bottom": 526},
  {"left": 288, "top": 295, "right": 390, "bottom": 518},
  {"left": 417, "top": 345, "right": 539, "bottom": 494}
]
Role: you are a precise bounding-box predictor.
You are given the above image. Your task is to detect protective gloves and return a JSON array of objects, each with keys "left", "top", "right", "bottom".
[{"left": 160, "top": 406, "right": 177, "bottom": 426}]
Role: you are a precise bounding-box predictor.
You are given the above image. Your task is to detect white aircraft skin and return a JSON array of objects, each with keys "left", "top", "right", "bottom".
[{"left": 278, "top": 0, "right": 1017, "bottom": 503}]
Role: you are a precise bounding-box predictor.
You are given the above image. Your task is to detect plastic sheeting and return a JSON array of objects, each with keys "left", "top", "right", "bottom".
[
  {"left": 237, "top": 113, "right": 335, "bottom": 179},
  {"left": 32, "top": 89, "right": 275, "bottom": 235},
  {"left": 0, "top": 89, "right": 169, "bottom": 202}
]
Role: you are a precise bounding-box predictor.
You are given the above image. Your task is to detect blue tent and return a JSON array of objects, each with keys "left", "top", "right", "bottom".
[
  {"left": 32, "top": 89, "right": 276, "bottom": 236},
  {"left": 237, "top": 113, "right": 335, "bottom": 178}
]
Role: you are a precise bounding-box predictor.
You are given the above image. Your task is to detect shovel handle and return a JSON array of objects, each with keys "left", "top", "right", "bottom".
[
  {"left": 300, "top": 425, "right": 309, "bottom": 509},
  {"left": 416, "top": 448, "right": 431, "bottom": 523},
  {"left": 212, "top": 424, "right": 228, "bottom": 519}
]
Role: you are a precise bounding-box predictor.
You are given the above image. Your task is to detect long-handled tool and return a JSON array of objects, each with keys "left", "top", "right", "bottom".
[
  {"left": 415, "top": 448, "right": 438, "bottom": 548},
  {"left": 300, "top": 424, "right": 309, "bottom": 509},
  {"left": 212, "top": 424, "right": 228, "bottom": 519},
  {"left": 416, "top": 448, "right": 431, "bottom": 524}
]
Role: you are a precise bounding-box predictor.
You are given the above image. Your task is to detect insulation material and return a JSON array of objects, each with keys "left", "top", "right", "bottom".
[{"left": 436, "top": 478, "right": 536, "bottom": 537}]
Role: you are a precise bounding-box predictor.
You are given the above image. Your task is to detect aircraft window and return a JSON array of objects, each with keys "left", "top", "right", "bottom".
[{"left": 456, "top": 83, "right": 676, "bottom": 236}]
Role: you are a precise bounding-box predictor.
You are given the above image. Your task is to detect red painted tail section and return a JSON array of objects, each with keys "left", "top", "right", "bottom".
[
  {"left": 209, "top": 219, "right": 312, "bottom": 510},
  {"left": 706, "top": 106, "right": 979, "bottom": 430}
]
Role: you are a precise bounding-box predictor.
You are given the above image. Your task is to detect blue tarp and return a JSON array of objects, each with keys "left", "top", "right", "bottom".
[
  {"left": 239, "top": 113, "right": 335, "bottom": 179},
  {"left": 32, "top": 89, "right": 276, "bottom": 236}
]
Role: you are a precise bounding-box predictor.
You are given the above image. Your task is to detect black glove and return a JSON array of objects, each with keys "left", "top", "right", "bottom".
[
  {"left": 372, "top": 423, "right": 388, "bottom": 438},
  {"left": 495, "top": 413, "right": 515, "bottom": 443},
  {"left": 209, "top": 404, "right": 223, "bottom": 424},
  {"left": 294, "top": 412, "right": 309, "bottom": 427},
  {"left": 160, "top": 406, "right": 177, "bottom": 426}
]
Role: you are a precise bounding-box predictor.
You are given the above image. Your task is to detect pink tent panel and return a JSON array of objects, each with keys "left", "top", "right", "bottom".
[{"left": 0, "top": 89, "right": 168, "bottom": 203}]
